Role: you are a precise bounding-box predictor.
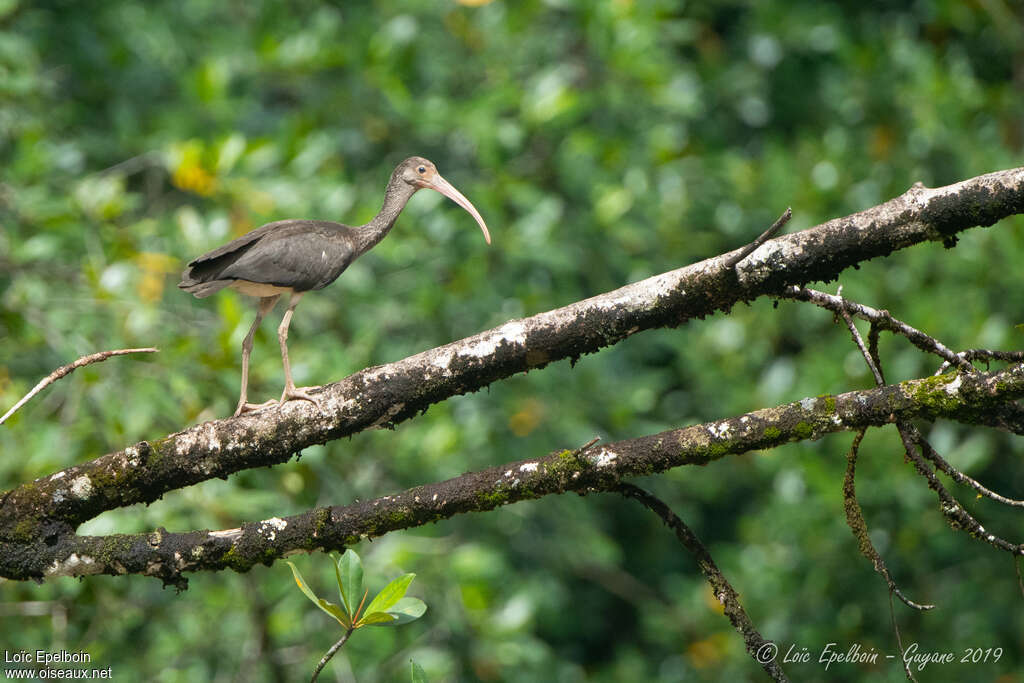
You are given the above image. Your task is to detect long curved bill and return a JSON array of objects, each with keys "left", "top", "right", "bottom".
[{"left": 428, "top": 174, "right": 492, "bottom": 245}]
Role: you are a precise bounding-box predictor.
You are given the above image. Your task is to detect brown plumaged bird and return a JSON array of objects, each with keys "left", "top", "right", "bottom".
[{"left": 179, "top": 157, "right": 491, "bottom": 416}]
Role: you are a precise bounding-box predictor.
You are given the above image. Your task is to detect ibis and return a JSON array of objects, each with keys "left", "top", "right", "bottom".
[{"left": 179, "top": 157, "right": 491, "bottom": 416}]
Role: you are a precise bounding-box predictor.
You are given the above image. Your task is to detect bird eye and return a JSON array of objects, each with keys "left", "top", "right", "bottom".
[{"left": 417, "top": 166, "right": 426, "bottom": 174}]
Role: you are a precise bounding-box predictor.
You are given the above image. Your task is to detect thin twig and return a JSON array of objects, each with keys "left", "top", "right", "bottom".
[
  {"left": 782, "top": 287, "right": 973, "bottom": 371},
  {"left": 725, "top": 207, "right": 793, "bottom": 269},
  {"left": 572, "top": 437, "right": 601, "bottom": 459},
  {"left": 828, "top": 289, "right": 1024, "bottom": 504},
  {"left": 616, "top": 483, "right": 789, "bottom": 682},
  {"left": 310, "top": 627, "right": 354, "bottom": 682},
  {"left": 96, "top": 151, "right": 162, "bottom": 177},
  {"left": 936, "top": 349, "right": 1024, "bottom": 374},
  {"left": 888, "top": 590, "right": 918, "bottom": 683},
  {"left": 1, "top": 348, "right": 159, "bottom": 425},
  {"left": 835, "top": 293, "right": 937, "bottom": 611},
  {"left": 896, "top": 425, "right": 1024, "bottom": 555},
  {"left": 867, "top": 323, "right": 886, "bottom": 384},
  {"left": 835, "top": 287, "right": 886, "bottom": 385},
  {"left": 918, "top": 440, "right": 1024, "bottom": 507},
  {"left": 825, "top": 289, "right": 1024, "bottom": 555},
  {"left": 843, "top": 429, "right": 934, "bottom": 611}
]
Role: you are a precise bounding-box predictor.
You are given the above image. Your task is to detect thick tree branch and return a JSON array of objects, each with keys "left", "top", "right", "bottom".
[
  {"left": 3, "top": 363, "right": 1022, "bottom": 585},
  {"left": 2, "top": 167, "right": 1022, "bottom": 545}
]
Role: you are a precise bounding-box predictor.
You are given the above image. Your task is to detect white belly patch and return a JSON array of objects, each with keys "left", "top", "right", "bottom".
[{"left": 230, "top": 280, "right": 295, "bottom": 297}]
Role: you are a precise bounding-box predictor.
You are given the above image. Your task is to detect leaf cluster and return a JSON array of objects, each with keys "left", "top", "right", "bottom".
[{"left": 287, "top": 550, "right": 426, "bottom": 632}]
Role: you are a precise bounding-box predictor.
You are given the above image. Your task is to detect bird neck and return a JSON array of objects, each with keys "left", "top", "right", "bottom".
[{"left": 354, "top": 175, "right": 419, "bottom": 256}]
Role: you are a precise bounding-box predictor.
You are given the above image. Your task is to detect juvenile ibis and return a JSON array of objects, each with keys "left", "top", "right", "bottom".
[{"left": 179, "top": 156, "right": 491, "bottom": 416}]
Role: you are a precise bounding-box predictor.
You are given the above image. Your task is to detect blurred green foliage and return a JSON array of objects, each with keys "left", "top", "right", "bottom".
[{"left": 2, "top": 0, "right": 1023, "bottom": 681}]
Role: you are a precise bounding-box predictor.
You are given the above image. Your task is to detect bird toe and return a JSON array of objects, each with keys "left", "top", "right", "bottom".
[
  {"left": 233, "top": 399, "right": 279, "bottom": 417},
  {"left": 281, "top": 386, "right": 322, "bottom": 409}
]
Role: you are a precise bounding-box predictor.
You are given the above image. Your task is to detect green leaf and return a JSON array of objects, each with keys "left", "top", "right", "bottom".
[
  {"left": 411, "top": 660, "right": 428, "bottom": 683},
  {"left": 357, "top": 611, "right": 398, "bottom": 626},
  {"left": 286, "top": 561, "right": 322, "bottom": 606},
  {"left": 386, "top": 597, "right": 427, "bottom": 625},
  {"left": 363, "top": 598, "right": 427, "bottom": 628},
  {"left": 335, "top": 550, "right": 363, "bottom": 618},
  {"left": 287, "top": 561, "right": 351, "bottom": 628},
  {"left": 364, "top": 573, "right": 415, "bottom": 616}
]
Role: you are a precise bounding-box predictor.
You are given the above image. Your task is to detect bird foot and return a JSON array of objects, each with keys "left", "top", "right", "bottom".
[
  {"left": 281, "top": 385, "right": 322, "bottom": 410},
  {"left": 232, "top": 399, "right": 279, "bottom": 417}
]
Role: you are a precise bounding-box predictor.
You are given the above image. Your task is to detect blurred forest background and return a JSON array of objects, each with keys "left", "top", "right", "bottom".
[{"left": 2, "top": 1, "right": 1023, "bottom": 681}]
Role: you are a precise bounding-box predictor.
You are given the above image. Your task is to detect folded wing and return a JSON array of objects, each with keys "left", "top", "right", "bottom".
[{"left": 179, "top": 220, "right": 358, "bottom": 298}]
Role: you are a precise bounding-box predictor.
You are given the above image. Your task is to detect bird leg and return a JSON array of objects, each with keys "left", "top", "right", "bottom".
[
  {"left": 278, "top": 291, "right": 322, "bottom": 409},
  {"left": 233, "top": 295, "right": 280, "bottom": 417}
]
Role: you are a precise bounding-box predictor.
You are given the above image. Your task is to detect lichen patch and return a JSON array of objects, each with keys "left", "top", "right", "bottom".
[
  {"left": 258, "top": 517, "right": 288, "bottom": 541},
  {"left": 592, "top": 449, "right": 618, "bottom": 467},
  {"left": 70, "top": 475, "right": 94, "bottom": 499},
  {"left": 46, "top": 553, "right": 98, "bottom": 577},
  {"left": 460, "top": 321, "right": 528, "bottom": 359}
]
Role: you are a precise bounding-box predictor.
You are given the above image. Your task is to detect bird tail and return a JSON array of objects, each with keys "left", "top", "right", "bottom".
[{"left": 178, "top": 274, "right": 231, "bottom": 298}]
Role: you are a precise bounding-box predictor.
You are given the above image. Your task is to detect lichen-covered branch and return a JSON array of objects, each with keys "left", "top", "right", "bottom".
[
  {"left": 842, "top": 429, "right": 934, "bottom": 611},
  {"left": 1, "top": 167, "right": 1022, "bottom": 546},
  {"left": 3, "top": 362, "right": 1022, "bottom": 585},
  {"left": 615, "top": 483, "right": 790, "bottom": 682}
]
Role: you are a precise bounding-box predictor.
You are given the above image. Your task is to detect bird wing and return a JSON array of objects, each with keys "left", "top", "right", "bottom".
[
  {"left": 179, "top": 220, "right": 358, "bottom": 294},
  {"left": 184, "top": 220, "right": 291, "bottom": 266},
  {"left": 218, "top": 221, "right": 358, "bottom": 291}
]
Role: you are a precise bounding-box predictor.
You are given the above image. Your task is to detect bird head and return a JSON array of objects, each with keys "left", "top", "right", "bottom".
[{"left": 400, "top": 156, "right": 491, "bottom": 244}]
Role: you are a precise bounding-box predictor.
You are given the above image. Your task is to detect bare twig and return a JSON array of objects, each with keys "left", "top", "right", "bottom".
[
  {"left": 309, "top": 627, "right": 353, "bottom": 682},
  {"left": 867, "top": 323, "right": 886, "bottom": 384},
  {"left": 835, "top": 287, "right": 886, "bottom": 386},
  {"left": 896, "top": 425, "right": 1023, "bottom": 555},
  {"left": 0, "top": 348, "right": 159, "bottom": 426},
  {"left": 781, "top": 286, "right": 972, "bottom": 371},
  {"left": 725, "top": 207, "right": 792, "bottom": 268},
  {"left": 615, "top": 483, "right": 788, "bottom": 682},
  {"left": 937, "top": 349, "right": 1024, "bottom": 374},
  {"left": 807, "top": 287, "right": 1024, "bottom": 503},
  {"left": 888, "top": 591, "right": 918, "bottom": 683},
  {"left": 828, "top": 288, "right": 1006, "bottom": 683},
  {"left": 918, "top": 440, "right": 1024, "bottom": 507},
  {"left": 824, "top": 287, "right": 1024, "bottom": 555},
  {"left": 96, "top": 151, "right": 162, "bottom": 177},
  {"left": 569, "top": 437, "right": 601, "bottom": 461}
]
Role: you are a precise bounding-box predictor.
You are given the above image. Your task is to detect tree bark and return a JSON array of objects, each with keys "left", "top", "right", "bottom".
[{"left": 1, "top": 166, "right": 1023, "bottom": 585}]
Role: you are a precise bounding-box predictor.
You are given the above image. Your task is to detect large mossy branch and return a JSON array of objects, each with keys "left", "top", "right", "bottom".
[
  {"left": 4, "top": 363, "right": 1023, "bottom": 585},
  {"left": 0, "top": 166, "right": 1022, "bottom": 569}
]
